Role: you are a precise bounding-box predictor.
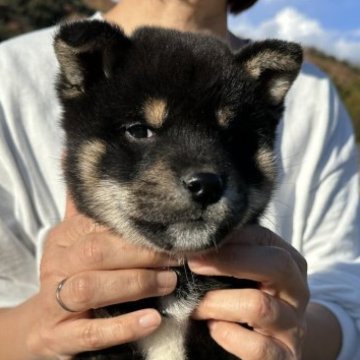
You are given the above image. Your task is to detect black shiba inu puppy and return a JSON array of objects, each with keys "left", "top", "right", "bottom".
[{"left": 54, "top": 20, "right": 302, "bottom": 360}]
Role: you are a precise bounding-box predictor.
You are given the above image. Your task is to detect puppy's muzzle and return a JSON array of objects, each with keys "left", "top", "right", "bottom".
[{"left": 181, "top": 172, "right": 225, "bottom": 207}]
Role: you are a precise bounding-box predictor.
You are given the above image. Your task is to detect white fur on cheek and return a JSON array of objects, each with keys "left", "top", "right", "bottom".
[{"left": 77, "top": 140, "right": 158, "bottom": 249}]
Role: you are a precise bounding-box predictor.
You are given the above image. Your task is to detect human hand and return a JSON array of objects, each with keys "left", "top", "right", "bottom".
[
  {"left": 26, "top": 196, "right": 177, "bottom": 359},
  {"left": 188, "top": 225, "right": 309, "bottom": 360}
]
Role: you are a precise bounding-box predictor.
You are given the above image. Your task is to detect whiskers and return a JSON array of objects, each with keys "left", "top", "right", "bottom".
[
  {"left": 165, "top": 252, "right": 178, "bottom": 271},
  {"left": 211, "top": 237, "right": 219, "bottom": 253},
  {"left": 174, "top": 256, "right": 197, "bottom": 290}
]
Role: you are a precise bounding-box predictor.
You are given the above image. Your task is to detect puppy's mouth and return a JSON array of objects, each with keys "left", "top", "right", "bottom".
[
  {"left": 111, "top": 182, "right": 248, "bottom": 253},
  {"left": 174, "top": 216, "right": 205, "bottom": 224},
  {"left": 130, "top": 214, "right": 234, "bottom": 254},
  {"left": 130, "top": 208, "right": 206, "bottom": 226},
  {"left": 131, "top": 215, "right": 206, "bottom": 232}
]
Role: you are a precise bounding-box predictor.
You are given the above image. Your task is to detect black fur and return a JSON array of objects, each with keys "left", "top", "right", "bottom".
[{"left": 54, "top": 20, "right": 302, "bottom": 360}]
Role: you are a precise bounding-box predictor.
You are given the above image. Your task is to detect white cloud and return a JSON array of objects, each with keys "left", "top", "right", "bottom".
[
  {"left": 230, "top": 7, "right": 360, "bottom": 65},
  {"left": 350, "top": 29, "right": 360, "bottom": 38}
]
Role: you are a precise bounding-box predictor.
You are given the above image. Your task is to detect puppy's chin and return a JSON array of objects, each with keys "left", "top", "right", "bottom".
[{"left": 129, "top": 217, "right": 237, "bottom": 254}]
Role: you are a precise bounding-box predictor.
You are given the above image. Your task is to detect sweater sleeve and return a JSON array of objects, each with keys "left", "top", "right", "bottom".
[
  {"left": 261, "top": 62, "right": 360, "bottom": 358},
  {"left": 0, "top": 104, "right": 39, "bottom": 307},
  {"left": 304, "top": 88, "right": 360, "bottom": 359},
  {"left": 0, "top": 28, "right": 64, "bottom": 308}
]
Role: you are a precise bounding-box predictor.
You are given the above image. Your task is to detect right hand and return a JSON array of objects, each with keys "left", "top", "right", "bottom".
[{"left": 26, "top": 196, "right": 177, "bottom": 359}]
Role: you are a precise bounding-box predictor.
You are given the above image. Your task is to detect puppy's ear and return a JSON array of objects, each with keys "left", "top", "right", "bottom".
[
  {"left": 237, "top": 40, "right": 303, "bottom": 105},
  {"left": 54, "top": 20, "right": 131, "bottom": 98}
]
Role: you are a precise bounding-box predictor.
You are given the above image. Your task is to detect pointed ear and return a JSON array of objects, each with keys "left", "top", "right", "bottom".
[
  {"left": 54, "top": 20, "right": 131, "bottom": 98},
  {"left": 236, "top": 40, "right": 303, "bottom": 104}
]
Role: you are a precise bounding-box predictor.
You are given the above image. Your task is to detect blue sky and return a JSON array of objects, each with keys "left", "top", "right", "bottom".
[{"left": 228, "top": 0, "right": 360, "bottom": 64}]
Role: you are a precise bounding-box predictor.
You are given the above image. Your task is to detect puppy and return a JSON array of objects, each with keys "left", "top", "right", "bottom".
[{"left": 54, "top": 20, "right": 302, "bottom": 360}]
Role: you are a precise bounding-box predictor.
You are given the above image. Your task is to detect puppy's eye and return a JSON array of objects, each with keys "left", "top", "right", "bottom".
[{"left": 125, "top": 124, "right": 154, "bottom": 139}]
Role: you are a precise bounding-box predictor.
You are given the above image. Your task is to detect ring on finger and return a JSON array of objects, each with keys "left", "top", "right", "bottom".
[{"left": 56, "top": 278, "right": 79, "bottom": 313}]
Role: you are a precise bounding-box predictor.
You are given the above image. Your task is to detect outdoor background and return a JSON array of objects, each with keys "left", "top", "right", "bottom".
[{"left": 1, "top": 0, "right": 359, "bottom": 143}]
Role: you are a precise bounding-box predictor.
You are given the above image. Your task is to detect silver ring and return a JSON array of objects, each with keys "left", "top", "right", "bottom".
[{"left": 56, "top": 278, "right": 78, "bottom": 313}]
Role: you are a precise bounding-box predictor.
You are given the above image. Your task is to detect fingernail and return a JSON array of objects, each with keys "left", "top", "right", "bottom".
[
  {"left": 156, "top": 271, "right": 177, "bottom": 289},
  {"left": 188, "top": 258, "right": 219, "bottom": 276},
  {"left": 187, "top": 257, "right": 210, "bottom": 270},
  {"left": 188, "top": 257, "right": 204, "bottom": 267},
  {"left": 189, "top": 252, "right": 213, "bottom": 263},
  {"left": 139, "top": 312, "right": 161, "bottom": 328},
  {"left": 189, "top": 254, "right": 207, "bottom": 261}
]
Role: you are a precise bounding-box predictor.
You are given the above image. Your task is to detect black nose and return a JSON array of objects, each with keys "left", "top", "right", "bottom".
[{"left": 182, "top": 172, "right": 224, "bottom": 206}]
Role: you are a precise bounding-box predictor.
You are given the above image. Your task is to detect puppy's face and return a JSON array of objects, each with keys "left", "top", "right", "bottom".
[{"left": 55, "top": 21, "right": 302, "bottom": 253}]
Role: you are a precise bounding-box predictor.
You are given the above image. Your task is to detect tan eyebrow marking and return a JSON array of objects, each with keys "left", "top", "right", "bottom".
[
  {"left": 143, "top": 98, "right": 168, "bottom": 128},
  {"left": 216, "top": 107, "right": 233, "bottom": 127}
]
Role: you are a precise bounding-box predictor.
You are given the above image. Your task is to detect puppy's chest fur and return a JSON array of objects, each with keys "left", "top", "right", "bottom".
[
  {"left": 55, "top": 20, "right": 302, "bottom": 360},
  {"left": 78, "top": 270, "right": 246, "bottom": 360},
  {"left": 138, "top": 285, "right": 201, "bottom": 360},
  {"left": 90, "top": 293, "right": 195, "bottom": 360},
  {"left": 139, "top": 275, "right": 255, "bottom": 360}
]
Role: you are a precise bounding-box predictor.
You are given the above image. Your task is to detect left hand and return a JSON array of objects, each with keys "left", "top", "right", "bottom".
[{"left": 188, "top": 225, "right": 310, "bottom": 360}]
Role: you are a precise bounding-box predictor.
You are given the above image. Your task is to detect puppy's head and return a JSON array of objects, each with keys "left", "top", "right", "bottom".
[{"left": 54, "top": 20, "right": 302, "bottom": 253}]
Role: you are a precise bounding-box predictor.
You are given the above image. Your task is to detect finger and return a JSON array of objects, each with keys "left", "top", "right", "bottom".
[
  {"left": 194, "top": 289, "right": 306, "bottom": 353},
  {"left": 188, "top": 244, "right": 309, "bottom": 311},
  {"left": 190, "top": 225, "right": 306, "bottom": 276},
  {"left": 227, "top": 225, "right": 307, "bottom": 277},
  {"left": 208, "top": 320, "right": 294, "bottom": 360},
  {"left": 50, "top": 309, "right": 162, "bottom": 355},
  {"left": 46, "top": 214, "right": 105, "bottom": 251},
  {"left": 40, "top": 216, "right": 107, "bottom": 280},
  {"left": 192, "top": 289, "right": 297, "bottom": 333},
  {"left": 57, "top": 269, "right": 177, "bottom": 312},
  {"left": 65, "top": 232, "right": 179, "bottom": 273}
]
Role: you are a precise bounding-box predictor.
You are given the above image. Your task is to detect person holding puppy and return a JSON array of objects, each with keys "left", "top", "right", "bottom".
[{"left": 0, "top": 0, "right": 359, "bottom": 359}]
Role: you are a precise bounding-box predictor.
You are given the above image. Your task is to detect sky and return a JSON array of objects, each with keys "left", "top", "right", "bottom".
[{"left": 228, "top": 0, "right": 360, "bottom": 65}]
